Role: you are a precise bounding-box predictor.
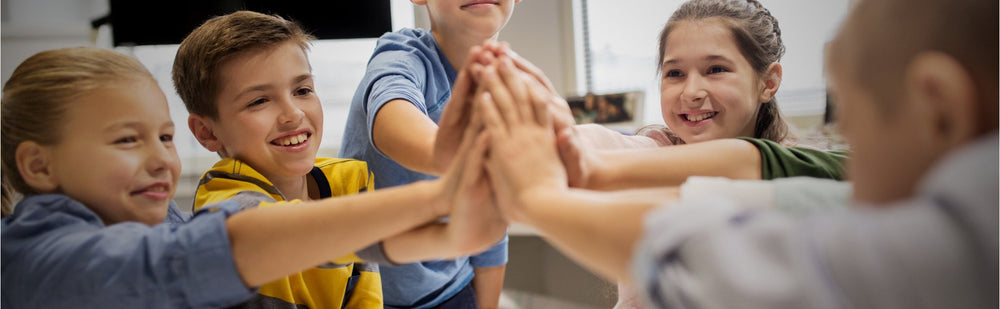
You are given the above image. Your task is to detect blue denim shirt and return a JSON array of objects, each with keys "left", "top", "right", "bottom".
[
  {"left": 1, "top": 194, "right": 252, "bottom": 308},
  {"left": 339, "top": 28, "right": 509, "bottom": 308}
]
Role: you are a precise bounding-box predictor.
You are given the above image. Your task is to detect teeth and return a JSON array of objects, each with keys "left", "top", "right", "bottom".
[
  {"left": 277, "top": 133, "right": 308, "bottom": 146},
  {"left": 686, "top": 112, "right": 715, "bottom": 122}
]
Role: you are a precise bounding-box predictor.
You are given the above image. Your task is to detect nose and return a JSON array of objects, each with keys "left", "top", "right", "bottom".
[
  {"left": 680, "top": 73, "right": 708, "bottom": 106},
  {"left": 147, "top": 137, "right": 179, "bottom": 176},
  {"left": 277, "top": 97, "right": 305, "bottom": 127}
]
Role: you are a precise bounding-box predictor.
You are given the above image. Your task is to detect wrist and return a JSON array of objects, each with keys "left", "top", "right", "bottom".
[{"left": 423, "top": 180, "right": 449, "bottom": 219}]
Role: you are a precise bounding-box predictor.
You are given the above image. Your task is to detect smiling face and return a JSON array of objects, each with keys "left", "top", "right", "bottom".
[
  {"left": 47, "top": 77, "right": 180, "bottom": 226},
  {"left": 417, "top": 0, "right": 519, "bottom": 39},
  {"left": 197, "top": 41, "right": 322, "bottom": 182},
  {"left": 659, "top": 19, "right": 765, "bottom": 143}
]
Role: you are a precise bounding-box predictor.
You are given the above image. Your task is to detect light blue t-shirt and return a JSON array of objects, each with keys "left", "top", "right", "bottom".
[
  {"left": 339, "top": 28, "right": 509, "bottom": 308},
  {"left": 1, "top": 195, "right": 253, "bottom": 308}
]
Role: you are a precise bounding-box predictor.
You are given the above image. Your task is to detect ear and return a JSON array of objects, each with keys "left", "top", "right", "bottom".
[
  {"left": 758, "top": 63, "right": 783, "bottom": 103},
  {"left": 410, "top": 0, "right": 427, "bottom": 5},
  {"left": 905, "top": 51, "right": 979, "bottom": 148},
  {"left": 188, "top": 114, "right": 224, "bottom": 153},
  {"left": 15, "top": 141, "right": 58, "bottom": 193}
]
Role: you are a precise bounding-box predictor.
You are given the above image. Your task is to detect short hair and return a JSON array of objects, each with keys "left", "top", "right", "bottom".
[
  {"left": 2, "top": 47, "right": 154, "bottom": 214},
  {"left": 657, "top": 0, "right": 791, "bottom": 143},
  {"left": 829, "top": 0, "right": 998, "bottom": 130},
  {"left": 172, "top": 10, "right": 315, "bottom": 119}
]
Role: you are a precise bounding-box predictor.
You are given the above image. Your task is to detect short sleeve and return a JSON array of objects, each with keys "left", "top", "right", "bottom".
[
  {"left": 738, "top": 137, "right": 848, "bottom": 180},
  {"left": 469, "top": 233, "right": 509, "bottom": 268}
]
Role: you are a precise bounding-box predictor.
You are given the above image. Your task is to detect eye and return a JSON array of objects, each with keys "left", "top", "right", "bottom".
[
  {"left": 247, "top": 98, "right": 268, "bottom": 108},
  {"left": 114, "top": 136, "right": 138, "bottom": 144},
  {"left": 159, "top": 134, "right": 173, "bottom": 143},
  {"left": 708, "top": 66, "right": 729, "bottom": 74},
  {"left": 295, "top": 87, "right": 314, "bottom": 96},
  {"left": 663, "top": 70, "right": 683, "bottom": 78}
]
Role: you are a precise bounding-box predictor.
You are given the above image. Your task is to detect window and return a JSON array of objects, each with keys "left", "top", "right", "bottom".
[{"left": 582, "top": 0, "right": 850, "bottom": 129}]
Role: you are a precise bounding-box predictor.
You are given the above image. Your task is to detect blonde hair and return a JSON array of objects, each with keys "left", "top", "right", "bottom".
[
  {"left": 655, "top": 0, "right": 791, "bottom": 143},
  {"left": 1, "top": 47, "right": 153, "bottom": 216},
  {"left": 172, "top": 10, "right": 315, "bottom": 120}
]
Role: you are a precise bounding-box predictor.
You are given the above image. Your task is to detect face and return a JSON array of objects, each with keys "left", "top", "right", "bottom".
[
  {"left": 659, "top": 19, "right": 765, "bottom": 143},
  {"left": 417, "top": 0, "right": 519, "bottom": 39},
  {"left": 825, "top": 51, "right": 937, "bottom": 204},
  {"left": 206, "top": 41, "right": 322, "bottom": 182},
  {"left": 47, "top": 77, "right": 180, "bottom": 226}
]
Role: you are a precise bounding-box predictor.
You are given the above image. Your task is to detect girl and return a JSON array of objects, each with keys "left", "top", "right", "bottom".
[
  {"left": 553, "top": 0, "right": 847, "bottom": 190},
  {"left": 0, "top": 47, "right": 502, "bottom": 308}
]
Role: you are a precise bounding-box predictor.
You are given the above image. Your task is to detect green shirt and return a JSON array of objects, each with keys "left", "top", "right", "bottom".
[{"left": 738, "top": 137, "right": 849, "bottom": 180}]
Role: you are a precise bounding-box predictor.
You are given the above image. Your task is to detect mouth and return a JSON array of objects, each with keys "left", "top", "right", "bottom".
[
  {"left": 681, "top": 111, "right": 718, "bottom": 122},
  {"left": 270, "top": 132, "right": 311, "bottom": 147},
  {"left": 132, "top": 182, "right": 171, "bottom": 200},
  {"left": 461, "top": 0, "right": 499, "bottom": 9}
]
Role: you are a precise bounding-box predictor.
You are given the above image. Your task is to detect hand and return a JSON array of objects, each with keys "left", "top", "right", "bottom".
[
  {"left": 480, "top": 41, "right": 576, "bottom": 133},
  {"left": 433, "top": 46, "right": 498, "bottom": 174},
  {"left": 435, "top": 98, "right": 507, "bottom": 253},
  {"left": 556, "top": 125, "right": 595, "bottom": 188},
  {"left": 477, "top": 62, "right": 568, "bottom": 223}
]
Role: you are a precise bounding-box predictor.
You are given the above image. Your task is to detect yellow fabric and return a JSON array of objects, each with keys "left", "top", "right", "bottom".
[{"left": 194, "top": 157, "right": 381, "bottom": 309}]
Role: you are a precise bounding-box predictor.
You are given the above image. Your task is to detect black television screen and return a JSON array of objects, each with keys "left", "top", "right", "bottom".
[{"left": 108, "top": 0, "right": 392, "bottom": 46}]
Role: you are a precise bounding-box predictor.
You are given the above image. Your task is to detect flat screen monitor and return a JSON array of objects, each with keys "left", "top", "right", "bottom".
[{"left": 108, "top": 0, "right": 392, "bottom": 46}]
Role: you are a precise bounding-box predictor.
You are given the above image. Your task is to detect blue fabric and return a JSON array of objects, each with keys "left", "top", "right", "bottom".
[
  {"left": 1, "top": 194, "right": 252, "bottom": 308},
  {"left": 339, "top": 28, "right": 509, "bottom": 308}
]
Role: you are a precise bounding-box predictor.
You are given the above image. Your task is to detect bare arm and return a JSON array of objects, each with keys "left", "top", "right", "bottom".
[
  {"left": 372, "top": 99, "right": 441, "bottom": 175},
  {"left": 584, "top": 139, "right": 763, "bottom": 190},
  {"left": 472, "top": 265, "right": 507, "bottom": 309},
  {"left": 226, "top": 180, "right": 442, "bottom": 286}
]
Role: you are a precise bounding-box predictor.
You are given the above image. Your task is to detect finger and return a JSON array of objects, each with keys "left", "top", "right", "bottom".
[
  {"left": 461, "top": 132, "right": 491, "bottom": 184},
  {"left": 478, "top": 91, "right": 509, "bottom": 139},
  {"left": 502, "top": 46, "right": 557, "bottom": 93},
  {"left": 482, "top": 64, "right": 521, "bottom": 126},
  {"left": 526, "top": 79, "right": 552, "bottom": 129},
  {"left": 496, "top": 56, "right": 533, "bottom": 123}
]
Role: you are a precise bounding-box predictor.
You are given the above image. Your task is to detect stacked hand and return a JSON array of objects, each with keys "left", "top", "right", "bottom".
[{"left": 432, "top": 40, "right": 603, "bottom": 255}]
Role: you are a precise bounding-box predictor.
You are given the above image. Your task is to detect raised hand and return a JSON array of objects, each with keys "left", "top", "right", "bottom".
[
  {"left": 436, "top": 100, "right": 507, "bottom": 254},
  {"left": 476, "top": 60, "right": 568, "bottom": 223},
  {"left": 433, "top": 45, "right": 499, "bottom": 174}
]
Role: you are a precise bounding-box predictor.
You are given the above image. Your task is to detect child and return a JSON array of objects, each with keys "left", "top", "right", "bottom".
[
  {"left": 477, "top": 0, "right": 998, "bottom": 306},
  {"left": 0, "top": 47, "right": 499, "bottom": 308},
  {"left": 339, "top": 1, "right": 520, "bottom": 307},
  {"left": 171, "top": 11, "right": 506, "bottom": 308},
  {"left": 550, "top": 0, "right": 847, "bottom": 190}
]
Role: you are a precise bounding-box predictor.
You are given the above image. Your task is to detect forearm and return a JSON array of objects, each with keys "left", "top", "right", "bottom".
[
  {"left": 373, "top": 99, "right": 442, "bottom": 175},
  {"left": 574, "top": 124, "right": 660, "bottom": 150},
  {"left": 472, "top": 265, "right": 507, "bottom": 309},
  {"left": 379, "top": 223, "right": 464, "bottom": 264},
  {"left": 515, "top": 187, "right": 678, "bottom": 281},
  {"left": 226, "top": 181, "right": 440, "bottom": 286},
  {"left": 588, "top": 139, "right": 763, "bottom": 190}
]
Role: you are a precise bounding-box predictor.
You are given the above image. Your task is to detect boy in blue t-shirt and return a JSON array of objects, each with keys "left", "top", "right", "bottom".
[{"left": 340, "top": 0, "right": 521, "bottom": 307}]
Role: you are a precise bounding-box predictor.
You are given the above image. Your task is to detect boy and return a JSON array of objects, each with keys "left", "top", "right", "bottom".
[
  {"left": 172, "top": 11, "right": 506, "bottom": 308},
  {"left": 475, "top": 0, "right": 998, "bottom": 307},
  {"left": 340, "top": 1, "right": 521, "bottom": 307}
]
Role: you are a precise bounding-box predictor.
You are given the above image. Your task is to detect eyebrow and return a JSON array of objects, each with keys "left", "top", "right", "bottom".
[
  {"left": 662, "top": 54, "right": 736, "bottom": 68},
  {"left": 232, "top": 74, "right": 314, "bottom": 99},
  {"left": 103, "top": 120, "right": 173, "bottom": 133}
]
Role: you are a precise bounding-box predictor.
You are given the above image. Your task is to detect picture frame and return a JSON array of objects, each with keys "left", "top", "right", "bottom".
[{"left": 566, "top": 90, "right": 644, "bottom": 132}]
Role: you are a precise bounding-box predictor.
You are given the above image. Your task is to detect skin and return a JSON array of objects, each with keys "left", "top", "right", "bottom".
[
  {"left": 189, "top": 41, "right": 322, "bottom": 201},
  {"left": 18, "top": 77, "right": 179, "bottom": 226}
]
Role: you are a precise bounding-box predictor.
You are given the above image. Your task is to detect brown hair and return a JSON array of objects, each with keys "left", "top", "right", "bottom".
[
  {"left": 655, "top": 0, "right": 791, "bottom": 143},
  {"left": 830, "top": 0, "right": 998, "bottom": 132},
  {"left": 1, "top": 47, "right": 155, "bottom": 215},
  {"left": 172, "top": 10, "right": 314, "bottom": 119}
]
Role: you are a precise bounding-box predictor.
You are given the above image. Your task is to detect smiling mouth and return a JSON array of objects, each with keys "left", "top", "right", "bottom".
[
  {"left": 271, "top": 133, "right": 310, "bottom": 146},
  {"left": 461, "top": 1, "right": 499, "bottom": 9},
  {"left": 683, "top": 112, "right": 718, "bottom": 122}
]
